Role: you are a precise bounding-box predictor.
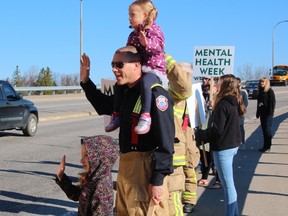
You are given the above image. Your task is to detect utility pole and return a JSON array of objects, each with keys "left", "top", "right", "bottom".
[
  {"left": 272, "top": 20, "right": 288, "bottom": 75},
  {"left": 80, "top": 0, "right": 83, "bottom": 59}
]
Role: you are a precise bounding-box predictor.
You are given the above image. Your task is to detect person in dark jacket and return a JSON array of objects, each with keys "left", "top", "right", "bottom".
[
  {"left": 195, "top": 74, "right": 246, "bottom": 216},
  {"left": 256, "top": 77, "right": 276, "bottom": 152},
  {"left": 80, "top": 45, "right": 175, "bottom": 215},
  {"left": 55, "top": 135, "right": 119, "bottom": 216}
]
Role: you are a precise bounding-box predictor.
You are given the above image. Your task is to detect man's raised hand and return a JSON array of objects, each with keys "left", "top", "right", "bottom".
[{"left": 80, "top": 53, "right": 90, "bottom": 83}]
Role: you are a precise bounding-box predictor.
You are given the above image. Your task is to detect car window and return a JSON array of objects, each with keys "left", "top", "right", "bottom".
[
  {"left": 0, "top": 87, "right": 3, "bottom": 99},
  {"left": 246, "top": 81, "right": 258, "bottom": 86},
  {"left": 3, "top": 84, "right": 17, "bottom": 100}
]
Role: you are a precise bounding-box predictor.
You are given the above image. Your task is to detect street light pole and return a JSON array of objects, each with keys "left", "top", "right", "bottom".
[
  {"left": 272, "top": 20, "right": 288, "bottom": 73},
  {"left": 80, "top": 0, "right": 83, "bottom": 59}
]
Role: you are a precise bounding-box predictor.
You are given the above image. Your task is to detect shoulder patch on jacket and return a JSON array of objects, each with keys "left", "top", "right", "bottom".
[{"left": 156, "top": 95, "right": 168, "bottom": 111}]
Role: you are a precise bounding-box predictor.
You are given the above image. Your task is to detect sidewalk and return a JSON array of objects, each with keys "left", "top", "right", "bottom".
[
  {"left": 36, "top": 93, "right": 286, "bottom": 216},
  {"left": 47, "top": 99, "right": 288, "bottom": 216},
  {"left": 189, "top": 107, "right": 288, "bottom": 216}
]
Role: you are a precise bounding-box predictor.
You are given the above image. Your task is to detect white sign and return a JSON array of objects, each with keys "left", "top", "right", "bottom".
[
  {"left": 101, "top": 79, "right": 118, "bottom": 130},
  {"left": 101, "top": 78, "right": 115, "bottom": 96},
  {"left": 187, "top": 82, "right": 206, "bottom": 128},
  {"left": 192, "top": 46, "right": 235, "bottom": 80}
]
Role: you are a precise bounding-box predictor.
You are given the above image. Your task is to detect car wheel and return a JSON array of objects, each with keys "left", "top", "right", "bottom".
[{"left": 22, "top": 113, "right": 38, "bottom": 136}]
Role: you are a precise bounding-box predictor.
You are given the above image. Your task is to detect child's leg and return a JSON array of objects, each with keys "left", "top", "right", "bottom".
[
  {"left": 105, "top": 83, "right": 123, "bottom": 132},
  {"left": 113, "top": 83, "right": 123, "bottom": 113},
  {"left": 140, "top": 73, "right": 160, "bottom": 114},
  {"left": 135, "top": 73, "right": 160, "bottom": 134}
]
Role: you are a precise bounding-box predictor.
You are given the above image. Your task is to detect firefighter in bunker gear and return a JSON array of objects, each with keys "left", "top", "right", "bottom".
[
  {"left": 182, "top": 105, "right": 200, "bottom": 213},
  {"left": 165, "top": 55, "right": 200, "bottom": 215},
  {"left": 80, "top": 46, "right": 175, "bottom": 215}
]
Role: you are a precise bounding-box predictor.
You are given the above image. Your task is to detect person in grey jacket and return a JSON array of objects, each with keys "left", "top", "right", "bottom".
[{"left": 237, "top": 77, "right": 249, "bottom": 150}]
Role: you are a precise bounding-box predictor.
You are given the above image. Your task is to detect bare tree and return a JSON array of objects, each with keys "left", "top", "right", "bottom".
[
  {"left": 60, "top": 73, "right": 80, "bottom": 86},
  {"left": 237, "top": 64, "right": 253, "bottom": 80},
  {"left": 237, "top": 64, "right": 270, "bottom": 80},
  {"left": 254, "top": 66, "right": 270, "bottom": 79},
  {"left": 23, "top": 66, "right": 39, "bottom": 86},
  {"left": 254, "top": 67, "right": 270, "bottom": 79}
]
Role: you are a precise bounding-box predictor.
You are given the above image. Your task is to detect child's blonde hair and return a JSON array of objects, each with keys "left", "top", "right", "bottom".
[{"left": 130, "top": 0, "right": 158, "bottom": 29}]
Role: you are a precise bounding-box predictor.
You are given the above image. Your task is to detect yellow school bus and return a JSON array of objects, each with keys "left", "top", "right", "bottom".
[{"left": 270, "top": 65, "right": 288, "bottom": 86}]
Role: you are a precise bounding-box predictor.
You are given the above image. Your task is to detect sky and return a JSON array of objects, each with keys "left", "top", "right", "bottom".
[{"left": 2, "top": 0, "right": 288, "bottom": 85}]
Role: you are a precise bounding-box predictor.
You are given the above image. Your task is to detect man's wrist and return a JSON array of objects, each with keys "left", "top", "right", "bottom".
[{"left": 150, "top": 173, "right": 165, "bottom": 186}]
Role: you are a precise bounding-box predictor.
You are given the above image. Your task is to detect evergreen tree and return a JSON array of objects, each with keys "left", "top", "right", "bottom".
[
  {"left": 11, "top": 66, "right": 24, "bottom": 86},
  {"left": 35, "top": 67, "right": 56, "bottom": 95},
  {"left": 36, "top": 67, "right": 56, "bottom": 86}
]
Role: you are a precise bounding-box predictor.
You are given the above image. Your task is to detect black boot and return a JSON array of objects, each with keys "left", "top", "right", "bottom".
[
  {"left": 260, "top": 135, "right": 272, "bottom": 152},
  {"left": 183, "top": 203, "right": 195, "bottom": 213},
  {"left": 260, "top": 134, "right": 270, "bottom": 152},
  {"left": 267, "top": 135, "right": 272, "bottom": 149},
  {"left": 259, "top": 147, "right": 270, "bottom": 153}
]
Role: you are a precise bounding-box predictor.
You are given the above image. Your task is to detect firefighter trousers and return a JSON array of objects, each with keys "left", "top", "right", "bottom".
[
  {"left": 168, "top": 165, "right": 185, "bottom": 216},
  {"left": 182, "top": 127, "right": 200, "bottom": 205},
  {"left": 116, "top": 152, "right": 169, "bottom": 216}
]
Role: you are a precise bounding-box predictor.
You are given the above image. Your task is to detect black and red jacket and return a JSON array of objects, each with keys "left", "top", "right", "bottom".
[{"left": 81, "top": 79, "right": 175, "bottom": 186}]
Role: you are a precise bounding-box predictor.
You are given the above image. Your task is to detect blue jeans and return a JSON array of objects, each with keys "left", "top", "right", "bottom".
[{"left": 213, "top": 147, "right": 239, "bottom": 216}]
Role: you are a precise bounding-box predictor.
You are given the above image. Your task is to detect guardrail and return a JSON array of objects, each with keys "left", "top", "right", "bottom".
[{"left": 14, "top": 86, "right": 88, "bottom": 95}]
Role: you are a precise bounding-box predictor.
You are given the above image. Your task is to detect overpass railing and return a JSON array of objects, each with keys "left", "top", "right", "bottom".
[{"left": 14, "top": 86, "right": 99, "bottom": 95}]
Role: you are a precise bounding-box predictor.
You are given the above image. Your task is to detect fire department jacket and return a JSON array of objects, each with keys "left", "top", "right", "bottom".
[
  {"left": 166, "top": 60, "right": 200, "bottom": 167},
  {"left": 81, "top": 79, "right": 175, "bottom": 186},
  {"left": 167, "top": 63, "right": 192, "bottom": 145},
  {"left": 166, "top": 62, "right": 192, "bottom": 167}
]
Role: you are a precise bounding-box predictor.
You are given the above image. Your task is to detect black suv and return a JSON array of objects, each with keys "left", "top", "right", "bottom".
[{"left": 0, "top": 80, "right": 38, "bottom": 136}]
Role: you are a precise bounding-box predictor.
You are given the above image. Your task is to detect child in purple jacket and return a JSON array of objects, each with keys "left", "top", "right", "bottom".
[{"left": 105, "top": 0, "right": 167, "bottom": 134}]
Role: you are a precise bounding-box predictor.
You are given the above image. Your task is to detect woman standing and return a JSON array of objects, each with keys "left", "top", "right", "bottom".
[
  {"left": 195, "top": 74, "right": 246, "bottom": 216},
  {"left": 256, "top": 77, "right": 276, "bottom": 152}
]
